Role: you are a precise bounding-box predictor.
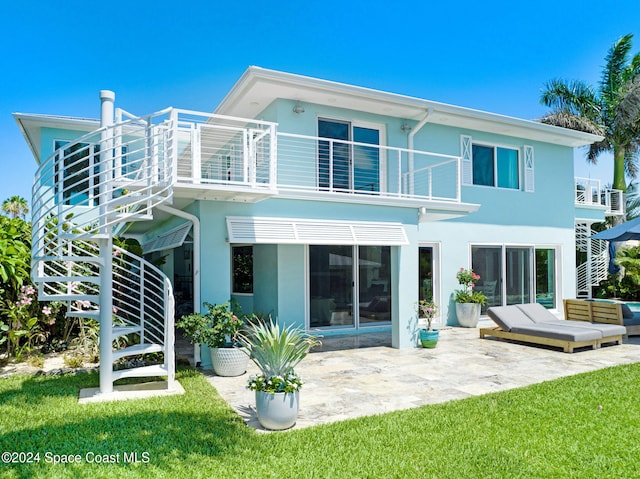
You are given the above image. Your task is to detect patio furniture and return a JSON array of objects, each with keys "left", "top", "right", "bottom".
[
  {"left": 481, "top": 304, "right": 625, "bottom": 353},
  {"left": 518, "top": 302, "right": 627, "bottom": 339},
  {"left": 564, "top": 298, "right": 640, "bottom": 336}
]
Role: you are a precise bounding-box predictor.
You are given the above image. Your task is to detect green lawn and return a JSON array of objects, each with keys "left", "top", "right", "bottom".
[{"left": 1, "top": 364, "right": 640, "bottom": 478}]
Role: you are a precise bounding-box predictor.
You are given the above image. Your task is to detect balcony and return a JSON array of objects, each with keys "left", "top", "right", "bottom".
[
  {"left": 170, "top": 110, "right": 462, "bottom": 206},
  {"left": 575, "top": 177, "right": 624, "bottom": 216}
]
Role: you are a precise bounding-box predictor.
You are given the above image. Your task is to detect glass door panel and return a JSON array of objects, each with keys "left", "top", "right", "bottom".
[
  {"left": 309, "top": 245, "right": 354, "bottom": 328},
  {"left": 506, "top": 247, "right": 532, "bottom": 305},
  {"left": 472, "top": 246, "right": 502, "bottom": 313},
  {"left": 535, "top": 249, "right": 556, "bottom": 309},
  {"left": 318, "top": 119, "right": 350, "bottom": 191},
  {"left": 419, "top": 247, "right": 433, "bottom": 301},
  {"left": 353, "top": 126, "right": 380, "bottom": 193},
  {"left": 358, "top": 246, "right": 391, "bottom": 326}
]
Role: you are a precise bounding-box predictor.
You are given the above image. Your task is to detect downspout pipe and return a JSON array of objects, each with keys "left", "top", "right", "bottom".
[
  {"left": 407, "top": 107, "right": 433, "bottom": 152},
  {"left": 157, "top": 204, "right": 202, "bottom": 365},
  {"left": 406, "top": 108, "right": 433, "bottom": 218}
]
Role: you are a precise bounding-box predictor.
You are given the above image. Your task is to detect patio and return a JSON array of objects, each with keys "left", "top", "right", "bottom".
[{"left": 198, "top": 327, "right": 640, "bottom": 431}]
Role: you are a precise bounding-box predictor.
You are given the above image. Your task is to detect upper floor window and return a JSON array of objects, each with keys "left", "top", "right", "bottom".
[
  {"left": 472, "top": 144, "right": 519, "bottom": 189},
  {"left": 461, "top": 135, "right": 534, "bottom": 192},
  {"left": 318, "top": 118, "right": 381, "bottom": 193}
]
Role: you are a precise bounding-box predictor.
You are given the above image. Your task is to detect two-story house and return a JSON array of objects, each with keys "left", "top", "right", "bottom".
[{"left": 15, "top": 67, "right": 608, "bottom": 394}]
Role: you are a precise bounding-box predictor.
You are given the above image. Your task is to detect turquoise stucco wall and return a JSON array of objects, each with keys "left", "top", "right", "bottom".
[
  {"left": 418, "top": 221, "right": 575, "bottom": 325},
  {"left": 253, "top": 244, "right": 278, "bottom": 318}
]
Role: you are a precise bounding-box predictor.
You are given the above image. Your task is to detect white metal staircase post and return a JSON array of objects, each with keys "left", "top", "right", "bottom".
[{"left": 99, "top": 90, "right": 115, "bottom": 394}]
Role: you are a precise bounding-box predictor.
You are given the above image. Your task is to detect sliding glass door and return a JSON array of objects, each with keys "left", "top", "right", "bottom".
[
  {"left": 472, "top": 245, "right": 558, "bottom": 311},
  {"left": 309, "top": 245, "right": 391, "bottom": 329},
  {"left": 318, "top": 119, "right": 381, "bottom": 193}
]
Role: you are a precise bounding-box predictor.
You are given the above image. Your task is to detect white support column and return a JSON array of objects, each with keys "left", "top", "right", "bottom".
[
  {"left": 99, "top": 236, "right": 114, "bottom": 393},
  {"left": 99, "top": 90, "right": 115, "bottom": 394}
]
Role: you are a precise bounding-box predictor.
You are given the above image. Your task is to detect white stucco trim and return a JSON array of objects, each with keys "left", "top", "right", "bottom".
[{"left": 226, "top": 216, "right": 409, "bottom": 245}]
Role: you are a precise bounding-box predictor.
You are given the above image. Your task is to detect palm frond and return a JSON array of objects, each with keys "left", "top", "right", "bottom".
[
  {"left": 540, "top": 79, "right": 600, "bottom": 119},
  {"left": 587, "top": 138, "right": 612, "bottom": 164},
  {"left": 625, "top": 144, "right": 640, "bottom": 178},
  {"left": 601, "top": 34, "right": 634, "bottom": 105},
  {"left": 613, "top": 76, "right": 640, "bottom": 131},
  {"left": 625, "top": 181, "right": 640, "bottom": 219},
  {"left": 540, "top": 111, "right": 604, "bottom": 135}
]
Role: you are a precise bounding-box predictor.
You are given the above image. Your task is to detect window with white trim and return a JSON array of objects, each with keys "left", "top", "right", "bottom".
[
  {"left": 232, "top": 245, "right": 253, "bottom": 294},
  {"left": 472, "top": 143, "right": 519, "bottom": 189},
  {"left": 471, "top": 244, "right": 557, "bottom": 313}
]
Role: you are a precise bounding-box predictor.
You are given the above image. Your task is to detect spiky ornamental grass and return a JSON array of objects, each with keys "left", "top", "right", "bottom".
[
  {"left": 238, "top": 319, "right": 321, "bottom": 380},
  {"left": 2, "top": 364, "right": 640, "bottom": 478}
]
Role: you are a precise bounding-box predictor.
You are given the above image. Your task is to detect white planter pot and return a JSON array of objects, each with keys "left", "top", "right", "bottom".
[
  {"left": 210, "top": 347, "right": 249, "bottom": 377},
  {"left": 456, "top": 302, "right": 480, "bottom": 328},
  {"left": 255, "top": 391, "right": 299, "bottom": 430}
]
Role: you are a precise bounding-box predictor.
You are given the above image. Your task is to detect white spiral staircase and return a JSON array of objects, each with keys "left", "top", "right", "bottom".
[
  {"left": 31, "top": 92, "right": 177, "bottom": 394},
  {"left": 575, "top": 222, "right": 608, "bottom": 298}
]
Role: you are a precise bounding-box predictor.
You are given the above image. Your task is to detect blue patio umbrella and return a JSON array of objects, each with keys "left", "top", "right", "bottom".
[
  {"left": 590, "top": 217, "right": 640, "bottom": 241},
  {"left": 589, "top": 218, "right": 640, "bottom": 274},
  {"left": 607, "top": 242, "right": 621, "bottom": 274}
]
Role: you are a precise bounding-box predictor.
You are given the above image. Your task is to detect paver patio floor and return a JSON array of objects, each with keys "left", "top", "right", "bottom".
[{"left": 199, "top": 327, "right": 640, "bottom": 431}]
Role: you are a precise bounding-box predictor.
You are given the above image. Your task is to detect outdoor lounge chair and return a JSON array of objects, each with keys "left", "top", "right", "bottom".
[
  {"left": 481, "top": 304, "right": 625, "bottom": 353},
  {"left": 564, "top": 298, "right": 640, "bottom": 336}
]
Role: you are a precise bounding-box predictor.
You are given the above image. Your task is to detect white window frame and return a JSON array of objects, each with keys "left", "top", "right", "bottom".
[
  {"left": 471, "top": 141, "right": 521, "bottom": 190},
  {"left": 419, "top": 242, "right": 442, "bottom": 327},
  {"left": 317, "top": 117, "right": 387, "bottom": 193},
  {"left": 231, "top": 244, "right": 254, "bottom": 296},
  {"left": 469, "top": 243, "right": 561, "bottom": 312}
]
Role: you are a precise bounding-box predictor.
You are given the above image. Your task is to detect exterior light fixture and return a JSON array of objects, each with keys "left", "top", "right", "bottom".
[
  {"left": 293, "top": 102, "right": 305, "bottom": 114},
  {"left": 401, "top": 121, "right": 412, "bottom": 132}
]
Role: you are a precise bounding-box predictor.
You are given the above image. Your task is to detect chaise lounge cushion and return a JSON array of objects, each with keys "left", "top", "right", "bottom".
[
  {"left": 486, "top": 305, "right": 536, "bottom": 332},
  {"left": 517, "top": 302, "right": 627, "bottom": 337},
  {"left": 509, "top": 323, "right": 601, "bottom": 342},
  {"left": 487, "top": 305, "right": 602, "bottom": 342}
]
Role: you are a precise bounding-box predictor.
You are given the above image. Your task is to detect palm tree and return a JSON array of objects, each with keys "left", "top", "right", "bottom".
[
  {"left": 540, "top": 34, "right": 640, "bottom": 199},
  {"left": 1, "top": 196, "right": 29, "bottom": 219}
]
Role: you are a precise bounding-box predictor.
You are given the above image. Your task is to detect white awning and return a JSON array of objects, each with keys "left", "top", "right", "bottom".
[
  {"left": 226, "top": 216, "right": 409, "bottom": 245},
  {"left": 143, "top": 222, "right": 192, "bottom": 253}
]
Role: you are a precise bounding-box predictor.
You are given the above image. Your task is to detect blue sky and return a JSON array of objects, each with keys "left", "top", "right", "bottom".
[{"left": 2, "top": 0, "right": 640, "bottom": 205}]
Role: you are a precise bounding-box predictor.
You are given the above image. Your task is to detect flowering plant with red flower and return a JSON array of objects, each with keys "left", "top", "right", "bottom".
[{"left": 454, "top": 268, "right": 486, "bottom": 304}]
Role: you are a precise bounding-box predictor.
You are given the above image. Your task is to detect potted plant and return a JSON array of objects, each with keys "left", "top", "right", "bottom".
[
  {"left": 239, "top": 318, "right": 321, "bottom": 431},
  {"left": 177, "top": 301, "right": 249, "bottom": 376},
  {"left": 417, "top": 299, "right": 439, "bottom": 348},
  {"left": 453, "top": 268, "right": 487, "bottom": 328}
]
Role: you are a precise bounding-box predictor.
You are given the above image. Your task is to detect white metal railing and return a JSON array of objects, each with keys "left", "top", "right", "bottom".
[
  {"left": 276, "top": 132, "right": 461, "bottom": 202},
  {"left": 575, "top": 177, "right": 624, "bottom": 216},
  {"left": 32, "top": 107, "right": 178, "bottom": 390},
  {"left": 172, "top": 109, "right": 276, "bottom": 189},
  {"left": 575, "top": 222, "right": 609, "bottom": 298}
]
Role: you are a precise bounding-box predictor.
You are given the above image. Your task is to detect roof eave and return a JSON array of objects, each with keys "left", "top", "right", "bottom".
[{"left": 216, "top": 67, "right": 604, "bottom": 148}]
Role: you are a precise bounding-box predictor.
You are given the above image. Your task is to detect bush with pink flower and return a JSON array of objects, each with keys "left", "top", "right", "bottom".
[{"left": 453, "top": 268, "right": 487, "bottom": 304}]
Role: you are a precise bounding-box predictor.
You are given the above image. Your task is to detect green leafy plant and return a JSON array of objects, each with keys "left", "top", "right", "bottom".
[
  {"left": 453, "top": 268, "right": 486, "bottom": 305},
  {"left": 247, "top": 371, "right": 303, "bottom": 393},
  {"left": 239, "top": 319, "right": 321, "bottom": 393},
  {"left": 63, "top": 352, "right": 84, "bottom": 368},
  {"left": 177, "top": 302, "right": 243, "bottom": 348}
]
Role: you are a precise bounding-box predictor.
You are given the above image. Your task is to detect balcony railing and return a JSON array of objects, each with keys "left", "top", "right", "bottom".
[
  {"left": 167, "top": 112, "right": 462, "bottom": 203},
  {"left": 575, "top": 177, "right": 624, "bottom": 216},
  {"left": 276, "top": 133, "right": 461, "bottom": 202},
  {"left": 170, "top": 109, "right": 277, "bottom": 189}
]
